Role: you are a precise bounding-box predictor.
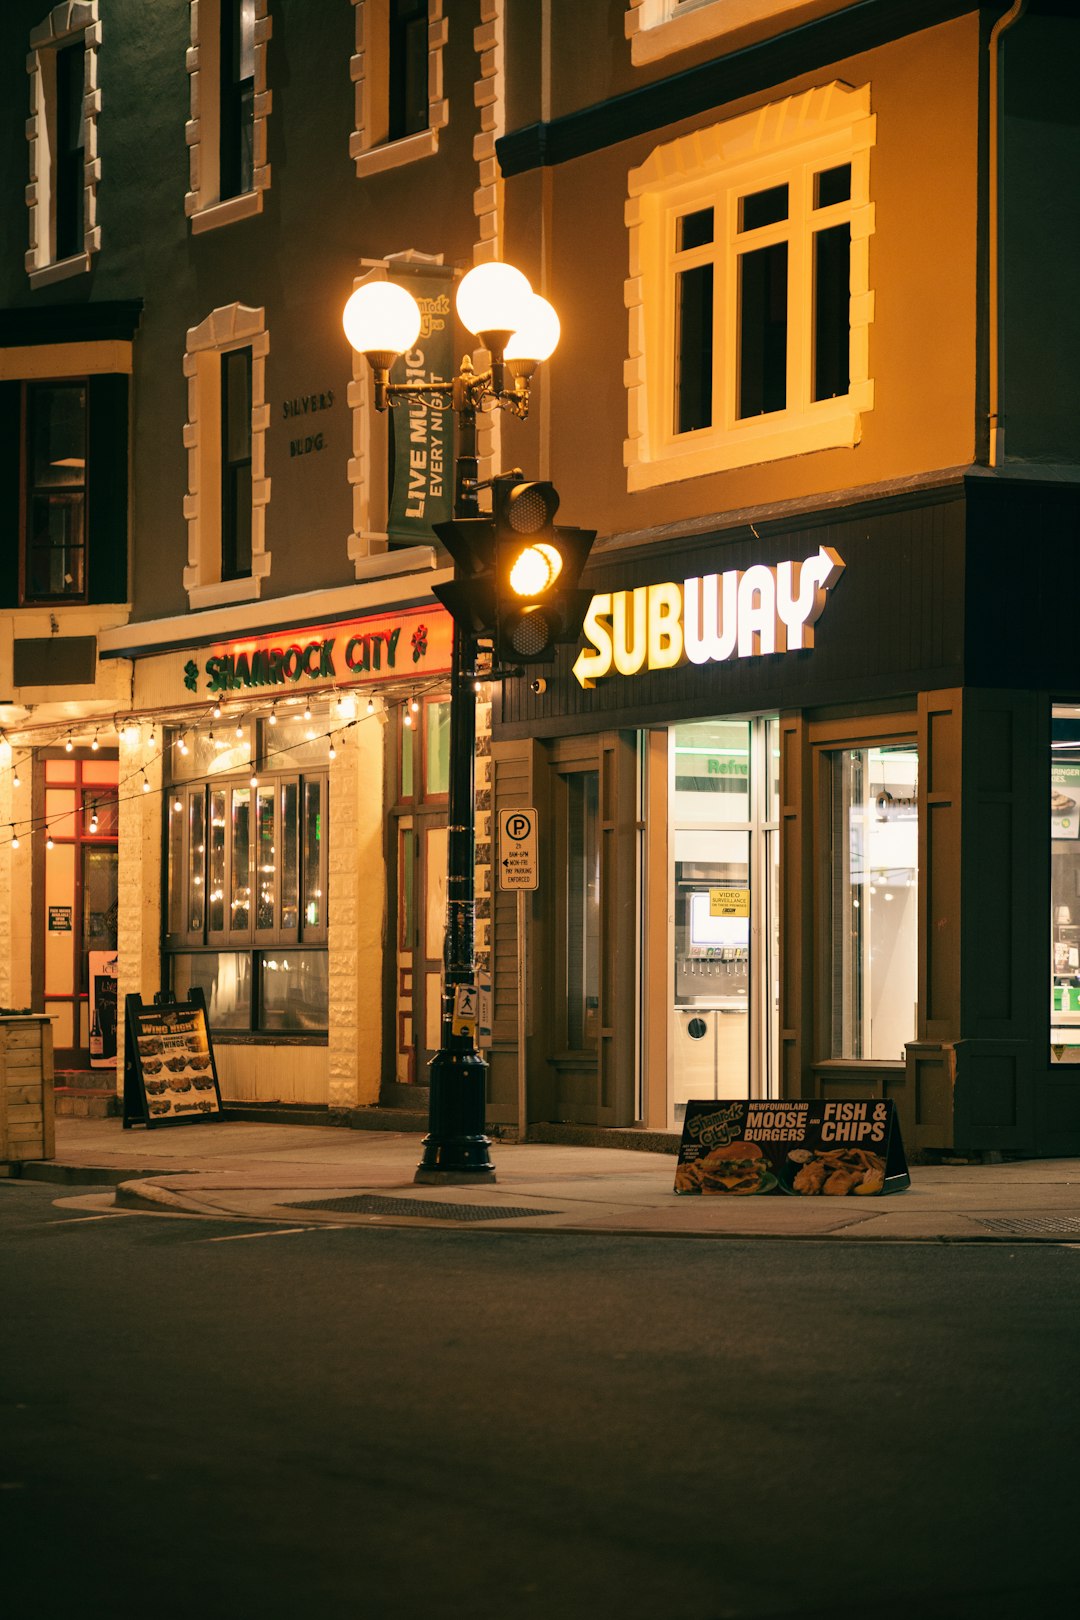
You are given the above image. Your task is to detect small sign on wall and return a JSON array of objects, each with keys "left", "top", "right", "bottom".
[{"left": 48, "top": 905, "right": 72, "bottom": 931}]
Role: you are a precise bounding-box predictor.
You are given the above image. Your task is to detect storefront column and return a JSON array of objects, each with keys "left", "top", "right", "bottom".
[
  {"left": 327, "top": 707, "right": 385, "bottom": 1111},
  {"left": 0, "top": 745, "right": 32, "bottom": 1010},
  {"left": 116, "top": 732, "right": 163, "bottom": 1088}
]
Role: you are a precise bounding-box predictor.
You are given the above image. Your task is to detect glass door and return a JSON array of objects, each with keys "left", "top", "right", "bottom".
[{"left": 669, "top": 717, "right": 778, "bottom": 1123}]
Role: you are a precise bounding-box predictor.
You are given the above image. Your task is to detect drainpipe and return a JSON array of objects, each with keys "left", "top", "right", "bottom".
[{"left": 987, "top": 0, "right": 1027, "bottom": 467}]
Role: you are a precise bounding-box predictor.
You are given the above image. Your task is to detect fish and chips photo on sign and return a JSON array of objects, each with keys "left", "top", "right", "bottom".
[{"left": 674, "top": 1099, "right": 910, "bottom": 1196}]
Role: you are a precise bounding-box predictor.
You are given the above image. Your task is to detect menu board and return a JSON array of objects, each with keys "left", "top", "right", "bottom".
[
  {"left": 122, "top": 990, "right": 223, "bottom": 1129},
  {"left": 674, "top": 1098, "right": 909, "bottom": 1196}
]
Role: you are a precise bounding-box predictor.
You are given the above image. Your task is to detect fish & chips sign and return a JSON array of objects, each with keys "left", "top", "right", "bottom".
[{"left": 572, "top": 546, "right": 844, "bottom": 688}]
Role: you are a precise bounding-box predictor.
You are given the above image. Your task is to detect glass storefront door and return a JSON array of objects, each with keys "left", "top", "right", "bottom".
[{"left": 670, "top": 717, "right": 778, "bottom": 1122}]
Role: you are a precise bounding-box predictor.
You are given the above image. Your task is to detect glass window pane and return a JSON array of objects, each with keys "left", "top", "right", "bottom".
[
  {"left": 828, "top": 745, "right": 918, "bottom": 1060},
  {"left": 673, "top": 720, "right": 751, "bottom": 821},
  {"left": 171, "top": 951, "right": 252, "bottom": 1031},
  {"left": 815, "top": 164, "right": 851, "bottom": 208},
  {"left": 208, "top": 789, "right": 227, "bottom": 932},
  {"left": 171, "top": 723, "right": 251, "bottom": 781},
  {"left": 265, "top": 715, "right": 330, "bottom": 771},
  {"left": 401, "top": 716, "right": 415, "bottom": 799},
  {"left": 1050, "top": 705, "right": 1080, "bottom": 1063},
  {"left": 255, "top": 786, "right": 275, "bottom": 930},
  {"left": 280, "top": 780, "right": 299, "bottom": 931},
  {"left": 566, "top": 772, "right": 600, "bottom": 1050},
  {"left": 303, "top": 778, "right": 323, "bottom": 930},
  {"left": 388, "top": 0, "right": 429, "bottom": 142},
  {"left": 676, "top": 208, "right": 713, "bottom": 252},
  {"left": 813, "top": 223, "right": 851, "bottom": 401},
  {"left": 230, "top": 786, "right": 251, "bottom": 932},
  {"left": 739, "top": 184, "right": 788, "bottom": 231},
  {"left": 82, "top": 846, "right": 118, "bottom": 954},
  {"left": 738, "top": 242, "right": 788, "bottom": 418},
  {"left": 258, "top": 951, "right": 328, "bottom": 1032},
  {"left": 675, "top": 262, "right": 713, "bottom": 435},
  {"left": 425, "top": 700, "right": 450, "bottom": 796},
  {"left": 81, "top": 787, "right": 118, "bottom": 835},
  {"left": 399, "top": 826, "right": 417, "bottom": 949},
  {"left": 189, "top": 794, "right": 206, "bottom": 934},
  {"left": 167, "top": 794, "right": 185, "bottom": 935},
  {"left": 31, "top": 384, "right": 86, "bottom": 487}
]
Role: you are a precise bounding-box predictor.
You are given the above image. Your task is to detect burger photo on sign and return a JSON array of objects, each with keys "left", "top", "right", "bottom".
[{"left": 674, "top": 1141, "right": 776, "bottom": 1196}]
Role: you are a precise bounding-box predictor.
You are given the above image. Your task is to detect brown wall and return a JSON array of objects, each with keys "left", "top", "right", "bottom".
[{"left": 504, "top": 15, "right": 982, "bottom": 542}]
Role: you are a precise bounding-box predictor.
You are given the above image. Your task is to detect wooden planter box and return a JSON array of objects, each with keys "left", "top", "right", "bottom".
[{"left": 0, "top": 1016, "right": 55, "bottom": 1165}]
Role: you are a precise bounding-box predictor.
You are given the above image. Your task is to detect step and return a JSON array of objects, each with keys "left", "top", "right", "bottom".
[{"left": 53, "top": 1091, "right": 121, "bottom": 1119}]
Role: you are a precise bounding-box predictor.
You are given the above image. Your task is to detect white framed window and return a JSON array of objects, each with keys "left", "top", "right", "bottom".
[
  {"left": 349, "top": 0, "right": 449, "bottom": 179},
  {"left": 25, "top": 2, "right": 102, "bottom": 289},
  {"left": 626, "top": 1, "right": 836, "bottom": 66},
  {"left": 184, "top": 0, "right": 272, "bottom": 235},
  {"left": 183, "top": 303, "right": 271, "bottom": 609},
  {"left": 625, "top": 82, "right": 875, "bottom": 491}
]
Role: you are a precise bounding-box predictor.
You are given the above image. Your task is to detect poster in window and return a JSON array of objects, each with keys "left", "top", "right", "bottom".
[{"left": 88, "top": 950, "right": 119, "bottom": 1069}]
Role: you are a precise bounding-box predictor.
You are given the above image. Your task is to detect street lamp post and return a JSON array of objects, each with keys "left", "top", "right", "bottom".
[{"left": 343, "top": 262, "right": 560, "bottom": 1183}]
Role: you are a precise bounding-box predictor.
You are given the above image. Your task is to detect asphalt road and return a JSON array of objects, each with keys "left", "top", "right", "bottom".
[{"left": 1, "top": 1178, "right": 1077, "bottom": 1619}]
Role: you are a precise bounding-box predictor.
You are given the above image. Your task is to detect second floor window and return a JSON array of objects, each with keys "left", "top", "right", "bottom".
[
  {"left": 24, "top": 380, "right": 87, "bottom": 602},
  {"left": 221, "top": 346, "right": 253, "bottom": 580},
  {"left": 220, "top": 0, "right": 256, "bottom": 199}
]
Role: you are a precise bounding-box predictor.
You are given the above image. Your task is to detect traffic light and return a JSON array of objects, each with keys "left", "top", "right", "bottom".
[
  {"left": 492, "top": 476, "right": 596, "bottom": 665},
  {"left": 430, "top": 516, "right": 497, "bottom": 637}
]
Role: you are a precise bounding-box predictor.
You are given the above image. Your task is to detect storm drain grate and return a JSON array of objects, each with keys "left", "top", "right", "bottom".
[
  {"left": 287, "top": 1194, "right": 558, "bottom": 1222},
  {"left": 974, "top": 1216, "right": 1080, "bottom": 1238}
]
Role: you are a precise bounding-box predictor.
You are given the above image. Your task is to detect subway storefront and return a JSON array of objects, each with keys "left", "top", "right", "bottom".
[{"left": 486, "top": 474, "right": 1080, "bottom": 1160}]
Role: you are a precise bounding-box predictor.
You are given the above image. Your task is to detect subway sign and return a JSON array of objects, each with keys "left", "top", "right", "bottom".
[
  {"left": 572, "top": 547, "right": 844, "bottom": 688},
  {"left": 181, "top": 605, "right": 453, "bottom": 697}
]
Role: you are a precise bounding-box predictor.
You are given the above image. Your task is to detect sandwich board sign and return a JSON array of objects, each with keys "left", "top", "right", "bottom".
[
  {"left": 674, "top": 1098, "right": 909, "bottom": 1196},
  {"left": 123, "top": 989, "right": 224, "bottom": 1129}
]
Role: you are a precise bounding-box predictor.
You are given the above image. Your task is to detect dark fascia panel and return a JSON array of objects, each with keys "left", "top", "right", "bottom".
[
  {"left": 0, "top": 301, "right": 144, "bottom": 347},
  {"left": 498, "top": 0, "right": 982, "bottom": 176}
]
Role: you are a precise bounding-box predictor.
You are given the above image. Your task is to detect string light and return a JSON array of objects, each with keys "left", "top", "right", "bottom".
[
  {"left": 410, "top": 698, "right": 419, "bottom": 713},
  {"left": 10, "top": 828, "right": 18, "bottom": 849},
  {"left": 249, "top": 768, "right": 259, "bottom": 788},
  {"left": 12, "top": 767, "right": 20, "bottom": 789},
  {"left": 268, "top": 705, "right": 278, "bottom": 726},
  {"left": 303, "top": 702, "right": 312, "bottom": 721},
  {"left": 177, "top": 734, "right": 189, "bottom": 756},
  {"left": 212, "top": 701, "right": 222, "bottom": 719},
  {"left": 172, "top": 797, "right": 182, "bottom": 814},
  {"left": 46, "top": 833, "right": 54, "bottom": 851},
  {"left": 89, "top": 805, "right": 99, "bottom": 832},
  {"left": 366, "top": 697, "right": 375, "bottom": 716},
  {"left": 64, "top": 738, "right": 73, "bottom": 753},
  {"left": 404, "top": 709, "right": 413, "bottom": 728},
  {"left": 328, "top": 738, "right": 337, "bottom": 762},
  {"left": 148, "top": 728, "right": 157, "bottom": 750},
  {"left": 142, "top": 774, "right": 151, "bottom": 793},
  {"left": 235, "top": 720, "right": 244, "bottom": 740},
  {"left": 91, "top": 732, "right": 100, "bottom": 751}
]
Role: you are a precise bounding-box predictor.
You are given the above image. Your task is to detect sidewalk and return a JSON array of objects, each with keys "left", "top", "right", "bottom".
[{"left": 10, "top": 1115, "right": 1080, "bottom": 1243}]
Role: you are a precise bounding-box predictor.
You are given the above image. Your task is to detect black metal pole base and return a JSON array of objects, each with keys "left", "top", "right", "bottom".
[{"left": 414, "top": 1046, "right": 496, "bottom": 1183}]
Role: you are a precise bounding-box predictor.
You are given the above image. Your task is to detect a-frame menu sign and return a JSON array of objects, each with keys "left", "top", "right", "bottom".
[{"left": 123, "top": 989, "right": 224, "bottom": 1129}]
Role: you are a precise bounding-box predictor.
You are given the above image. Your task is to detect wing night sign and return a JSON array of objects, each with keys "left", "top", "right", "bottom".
[
  {"left": 499, "top": 808, "right": 538, "bottom": 890},
  {"left": 572, "top": 547, "right": 844, "bottom": 688}
]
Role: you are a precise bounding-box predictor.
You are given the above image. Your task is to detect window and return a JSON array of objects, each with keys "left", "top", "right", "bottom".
[
  {"left": 827, "top": 744, "right": 918, "bottom": 1062},
  {"left": 165, "top": 718, "right": 328, "bottom": 1034},
  {"left": 0, "top": 369, "right": 129, "bottom": 611},
  {"left": 25, "top": 3, "right": 102, "bottom": 287},
  {"left": 1051, "top": 705, "right": 1080, "bottom": 1066},
  {"left": 349, "top": 0, "right": 449, "bottom": 178},
  {"left": 184, "top": 0, "right": 272, "bottom": 233},
  {"left": 626, "top": 0, "right": 820, "bottom": 66},
  {"left": 626, "top": 83, "right": 875, "bottom": 489},
  {"left": 23, "top": 381, "right": 86, "bottom": 602},
  {"left": 183, "top": 304, "right": 271, "bottom": 609},
  {"left": 221, "top": 347, "right": 253, "bottom": 580}
]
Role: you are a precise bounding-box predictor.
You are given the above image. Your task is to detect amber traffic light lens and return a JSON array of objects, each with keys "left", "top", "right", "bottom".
[{"left": 508, "top": 543, "right": 563, "bottom": 596}]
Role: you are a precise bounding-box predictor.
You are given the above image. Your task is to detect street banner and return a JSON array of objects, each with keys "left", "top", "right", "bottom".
[
  {"left": 674, "top": 1098, "right": 910, "bottom": 1196},
  {"left": 123, "top": 990, "right": 223, "bottom": 1129},
  {"left": 387, "top": 262, "right": 455, "bottom": 546}
]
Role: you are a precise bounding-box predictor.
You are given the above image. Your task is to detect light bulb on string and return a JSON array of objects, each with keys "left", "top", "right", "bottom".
[
  {"left": 328, "top": 737, "right": 337, "bottom": 762},
  {"left": 172, "top": 797, "right": 182, "bottom": 814},
  {"left": 250, "top": 769, "right": 259, "bottom": 788},
  {"left": 46, "top": 832, "right": 54, "bottom": 851},
  {"left": 89, "top": 804, "right": 99, "bottom": 832},
  {"left": 10, "top": 827, "right": 18, "bottom": 850},
  {"left": 303, "top": 701, "right": 312, "bottom": 721},
  {"left": 410, "top": 698, "right": 419, "bottom": 713},
  {"left": 142, "top": 774, "right": 151, "bottom": 793},
  {"left": 91, "top": 732, "right": 99, "bottom": 752},
  {"left": 148, "top": 728, "right": 157, "bottom": 750},
  {"left": 235, "top": 719, "right": 244, "bottom": 740},
  {"left": 403, "top": 709, "right": 413, "bottom": 729},
  {"left": 212, "top": 701, "right": 222, "bottom": 720},
  {"left": 366, "top": 697, "right": 374, "bottom": 716},
  {"left": 12, "top": 767, "right": 20, "bottom": 789},
  {"left": 269, "top": 705, "right": 278, "bottom": 727},
  {"left": 178, "top": 734, "right": 189, "bottom": 756},
  {"left": 64, "top": 737, "right": 73, "bottom": 754}
]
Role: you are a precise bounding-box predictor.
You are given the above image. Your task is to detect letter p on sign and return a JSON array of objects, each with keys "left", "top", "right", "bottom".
[{"left": 499, "top": 807, "right": 538, "bottom": 890}]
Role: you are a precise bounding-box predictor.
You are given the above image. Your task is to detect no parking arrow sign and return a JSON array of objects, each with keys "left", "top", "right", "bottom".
[{"left": 499, "top": 807, "right": 538, "bottom": 890}]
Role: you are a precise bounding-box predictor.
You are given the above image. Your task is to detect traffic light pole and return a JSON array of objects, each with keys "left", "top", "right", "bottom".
[{"left": 415, "top": 401, "right": 496, "bottom": 1183}]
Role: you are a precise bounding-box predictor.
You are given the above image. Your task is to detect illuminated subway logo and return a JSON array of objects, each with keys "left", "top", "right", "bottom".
[{"left": 571, "top": 547, "right": 844, "bottom": 688}]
